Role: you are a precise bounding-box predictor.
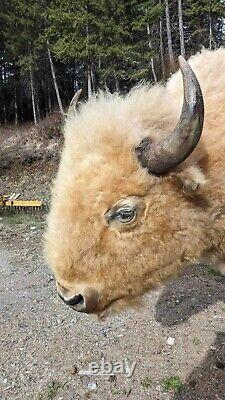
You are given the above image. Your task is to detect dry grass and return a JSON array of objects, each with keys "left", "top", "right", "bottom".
[{"left": 0, "top": 113, "right": 63, "bottom": 172}]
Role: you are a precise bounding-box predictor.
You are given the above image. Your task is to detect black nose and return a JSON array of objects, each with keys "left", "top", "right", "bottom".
[{"left": 58, "top": 293, "right": 84, "bottom": 307}]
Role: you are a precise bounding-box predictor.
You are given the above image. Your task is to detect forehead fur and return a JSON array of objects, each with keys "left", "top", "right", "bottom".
[
  {"left": 57, "top": 90, "right": 169, "bottom": 205},
  {"left": 64, "top": 85, "right": 176, "bottom": 149}
]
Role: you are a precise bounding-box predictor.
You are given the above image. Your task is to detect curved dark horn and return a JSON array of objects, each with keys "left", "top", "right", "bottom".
[{"left": 135, "top": 56, "right": 204, "bottom": 175}]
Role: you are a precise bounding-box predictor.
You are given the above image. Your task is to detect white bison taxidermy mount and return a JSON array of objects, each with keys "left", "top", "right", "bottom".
[{"left": 45, "top": 48, "right": 225, "bottom": 318}]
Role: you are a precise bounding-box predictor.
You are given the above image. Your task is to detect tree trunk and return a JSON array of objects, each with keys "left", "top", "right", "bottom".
[
  {"left": 90, "top": 66, "right": 96, "bottom": 93},
  {"left": 178, "top": 0, "right": 186, "bottom": 58},
  {"left": 37, "top": 100, "right": 41, "bottom": 120},
  {"left": 150, "top": 58, "right": 157, "bottom": 83},
  {"left": 85, "top": 13, "right": 93, "bottom": 98},
  {"left": 87, "top": 66, "right": 92, "bottom": 98},
  {"left": 30, "top": 66, "right": 37, "bottom": 125},
  {"left": 146, "top": 23, "right": 157, "bottom": 83},
  {"left": 47, "top": 42, "right": 64, "bottom": 115},
  {"left": 209, "top": 12, "right": 213, "bottom": 50},
  {"left": 21, "top": 106, "right": 24, "bottom": 123},
  {"left": 159, "top": 1, "right": 166, "bottom": 80},
  {"left": 3, "top": 68, "right": 7, "bottom": 124},
  {"left": 3, "top": 64, "right": 7, "bottom": 85},
  {"left": 114, "top": 75, "right": 120, "bottom": 92},
  {"left": 47, "top": 84, "right": 52, "bottom": 113},
  {"left": 3, "top": 104, "right": 7, "bottom": 125},
  {"left": 165, "top": 0, "right": 175, "bottom": 72},
  {"left": 41, "top": 79, "right": 48, "bottom": 116},
  {"left": 14, "top": 87, "right": 18, "bottom": 125}
]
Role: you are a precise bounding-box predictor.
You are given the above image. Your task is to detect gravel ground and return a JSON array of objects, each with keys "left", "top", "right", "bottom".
[{"left": 0, "top": 213, "right": 224, "bottom": 400}]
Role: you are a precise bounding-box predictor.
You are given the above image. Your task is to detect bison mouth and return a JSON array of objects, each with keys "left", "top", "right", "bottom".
[{"left": 96, "top": 296, "right": 143, "bottom": 320}]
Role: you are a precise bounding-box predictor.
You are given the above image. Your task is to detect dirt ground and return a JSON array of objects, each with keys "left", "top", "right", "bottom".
[{"left": 0, "top": 127, "right": 225, "bottom": 400}]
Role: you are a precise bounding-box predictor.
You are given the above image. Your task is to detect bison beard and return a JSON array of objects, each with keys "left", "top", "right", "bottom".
[{"left": 45, "top": 48, "right": 225, "bottom": 318}]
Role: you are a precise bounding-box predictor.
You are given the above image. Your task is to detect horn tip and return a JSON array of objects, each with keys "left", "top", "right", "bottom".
[
  {"left": 178, "top": 55, "right": 187, "bottom": 69},
  {"left": 69, "top": 89, "right": 83, "bottom": 108}
]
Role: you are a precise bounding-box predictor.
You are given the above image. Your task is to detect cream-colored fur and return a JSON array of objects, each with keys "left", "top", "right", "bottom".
[{"left": 45, "top": 48, "right": 225, "bottom": 315}]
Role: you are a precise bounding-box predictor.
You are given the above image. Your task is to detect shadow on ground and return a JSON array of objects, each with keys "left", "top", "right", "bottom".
[
  {"left": 156, "top": 265, "right": 225, "bottom": 399},
  {"left": 155, "top": 264, "right": 225, "bottom": 327},
  {"left": 173, "top": 332, "right": 225, "bottom": 400}
]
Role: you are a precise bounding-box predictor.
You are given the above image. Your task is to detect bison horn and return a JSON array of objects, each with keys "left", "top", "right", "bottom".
[
  {"left": 67, "top": 89, "right": 82, "bottom": 116},
  {"left": 135, "top": 56, "right": 204, "bottom": 175}
]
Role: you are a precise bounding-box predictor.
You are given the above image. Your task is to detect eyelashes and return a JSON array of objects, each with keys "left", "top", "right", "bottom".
[{"left": 105, "top": 206, "right": 137, "bottom": 224}]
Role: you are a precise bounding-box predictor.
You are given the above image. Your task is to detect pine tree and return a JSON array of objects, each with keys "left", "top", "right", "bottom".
[
  {"left": 186, "top": 0, "right": 225, "bottom": 51},
  {"left": 0, "top": 0, "right": 224, "bottom": 124}
]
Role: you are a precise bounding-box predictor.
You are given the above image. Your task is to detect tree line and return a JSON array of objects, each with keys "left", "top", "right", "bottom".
[{"left": 0, "top": 0, "right": 224, "bottom": 125}]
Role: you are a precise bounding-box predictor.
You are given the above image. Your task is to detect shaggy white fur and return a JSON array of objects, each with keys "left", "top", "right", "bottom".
[{"left": 45, "top": 48, "right": 225, "bottom": 316}]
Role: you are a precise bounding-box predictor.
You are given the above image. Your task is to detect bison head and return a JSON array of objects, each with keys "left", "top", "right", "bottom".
[{"left": 45, "top": 57, "right": 206, "bottom": 317}]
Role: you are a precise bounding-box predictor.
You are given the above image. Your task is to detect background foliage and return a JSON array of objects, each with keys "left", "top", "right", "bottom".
[{"left": 0, "top": 0, "right": 224, "bottom": 124}]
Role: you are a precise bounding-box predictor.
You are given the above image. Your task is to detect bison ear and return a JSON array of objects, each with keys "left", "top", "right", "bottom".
[{"left": 178, "top": 166, "right": 206, "bottom": 194}]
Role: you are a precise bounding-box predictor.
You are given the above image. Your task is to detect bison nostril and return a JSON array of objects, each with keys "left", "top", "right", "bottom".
[
  {"left": 66, "top": 294, "right": 84, "bottom": 306},
  {"left": 57, "top": 287, "right": 99, "bottom": 313},
  {"left": 58, "top": 292, "right": 84, "bottom": 307}
]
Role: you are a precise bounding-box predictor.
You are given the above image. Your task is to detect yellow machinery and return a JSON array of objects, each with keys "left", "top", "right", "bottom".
[{"left": 0, "top": 193, "right": 43, "bottom": 212}]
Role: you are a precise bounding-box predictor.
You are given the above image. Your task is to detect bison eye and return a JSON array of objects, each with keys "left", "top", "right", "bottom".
[
  {"left": 105, "top": 196, "right": 144, "bottom": 228},
  {"left": 115, "top": 207, "right": 136, "bottom": 223}
]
